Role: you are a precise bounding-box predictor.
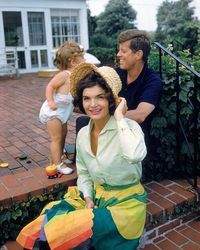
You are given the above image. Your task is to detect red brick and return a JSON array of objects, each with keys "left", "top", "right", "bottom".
[
  {"left": 142, "top": 244, "right": 160, "bottom": 250},
  {"left": 146, "top": 182, "right": 172, "bottom": 196},
  {"left": 148, "top": 192, "right": 174, "bottom": 214},
  {"left": 156, "top": 238, "right": 181, "bottom": 249},
  {"left": 168, "top": 184, "right": 197, "bottom": 202},
  {"left": 176, "top": 224, "right": 188, "bottom": 232},
  {"left": 175, "top": 179, "right": 193, "bottom": 189},
  {"left": 12, "top": 141, "right": 27, "bottom": 148},
  {"left": 147, "top": 202, "right": 163, "bottom": 218},
  {"left": 158, "top": 219, "right": 181, "bottom": 235},
  {"left": 34, "top": 136, "right": 48, "bottom": 144},
  {"left": 0, "top": 183, "right": 12, "bottom": 205},
  {"left": 182, "top": 242, "right": 200, "bottom": 250},
  {"left": 20, "top": 136, "right": 32, "bottom": 143},
  {"left": 13, "top": 170, "right": 33, "bottom": 179},
  {"left": 32, "top": 128, "right": 46, "bottom": 134},
  {"left": 154, "top": 235, "right": 165, "bottom": 243},
  {"left": 182, "top": 212, "right": 200, "bottom": 223},
  {"left": 166, "top": 193, "right": 185, "bottom": 205},
  {"left": 1, "top": 174, "right": 21, "bottom": 188},
  {"left": 30, "top": 153, "right": 47, "bottom": 162},
  {"left": 188, "top": 217, "right": 200, "bottom": 232},
  {"left": 4, "top": 145, "right": 22, "bottom": 156},
  {"left": 19, "top": 176, "right": 44, "bottom": 195},
  {"left": 179, "top": 226, "right": 200, "bottom": 245},
  {"left": 166, "top": 230, "right": 188, "bottom": 246},
  {"left": 8, "top": 186, "right": 28, "bottom": 203}
]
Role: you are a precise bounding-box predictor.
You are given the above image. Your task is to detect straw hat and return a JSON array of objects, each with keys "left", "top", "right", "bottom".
[{"left": 70, "top": 63, "right": 122, "bottom": 103}]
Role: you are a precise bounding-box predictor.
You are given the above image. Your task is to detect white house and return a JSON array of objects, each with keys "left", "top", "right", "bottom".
[{"left": 0, "top": 0, "right": 89, "bottom": 74}]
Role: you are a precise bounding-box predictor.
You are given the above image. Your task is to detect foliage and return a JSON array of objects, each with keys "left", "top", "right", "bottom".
[
  {"left": 143, "top": 44, "right": 200, "bottom": 181},
  {"left": 87, "top": 47, "right": 116, "bottom": 66},
  {"left": 0, "top": 184, "right": 67, "bottom": 245},
  {"left": 154, "top": 0, "right": 200, "bottom": 54},
  {"left": 88, "top": 0, "right": 137, "bottom": 64},
  {"left": 96, "top": 0, "right": 137, "bottom": 37}
]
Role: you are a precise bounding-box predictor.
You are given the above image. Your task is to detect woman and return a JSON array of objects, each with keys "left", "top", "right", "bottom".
[{"left": 17, "top": 63, "right": 147, "bottom": 250}]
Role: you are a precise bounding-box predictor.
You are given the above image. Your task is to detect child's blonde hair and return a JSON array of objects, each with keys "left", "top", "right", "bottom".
[{"left": 54, "top": 41, "right": 84, "bottom": 70}]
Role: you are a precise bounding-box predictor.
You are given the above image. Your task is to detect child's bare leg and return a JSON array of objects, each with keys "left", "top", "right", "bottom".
[
  {"left": 61, "top": 122, "right": 68, "bottom": 154},
  {"left": 61, "top": 123, "right": 73, "bottom": 163},
  {"left": 46, "top": 119, "right": 62, "bottom": 165},
  {"left": 47, "top": 119, "right": 73, "bottom": 174}
]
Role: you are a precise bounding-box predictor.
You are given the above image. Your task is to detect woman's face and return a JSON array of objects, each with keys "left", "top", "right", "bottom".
[{"left": 82, "top": 85, "right": 110, "bottom": 122}]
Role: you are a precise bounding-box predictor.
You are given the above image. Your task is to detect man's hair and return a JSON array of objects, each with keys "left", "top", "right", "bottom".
[
  {"left": 118, "top": 29, "right": 151, "bottom": 62},
  {"left": 73, "top": 72, "right": 116, "bottom": 115}
]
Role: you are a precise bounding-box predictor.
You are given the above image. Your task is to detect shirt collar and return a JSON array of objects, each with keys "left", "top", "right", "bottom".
[{"left": 88, "top": 116, "right": 117, "bottom": 135}]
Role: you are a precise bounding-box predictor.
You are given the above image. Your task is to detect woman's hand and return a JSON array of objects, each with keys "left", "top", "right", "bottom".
[
  {"left": 48, "top": 100, "right": 58, "bottom": 110},
  {"left": 84, "top": 196, "right": 95, "bottom": 209},
  {"left": 114, "top": 97, "right": 128, "bottom": 121}
]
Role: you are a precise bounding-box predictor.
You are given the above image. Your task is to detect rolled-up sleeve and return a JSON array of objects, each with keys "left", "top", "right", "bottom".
[{"left": 117, "top": 118, "right": 147, "bottom": 163}]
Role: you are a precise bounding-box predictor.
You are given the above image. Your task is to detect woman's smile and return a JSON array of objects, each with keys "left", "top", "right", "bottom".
[{"left": 83, "top": 85, "right": 110, "bottom": 122}]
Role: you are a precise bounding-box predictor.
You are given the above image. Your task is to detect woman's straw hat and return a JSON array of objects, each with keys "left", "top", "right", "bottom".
[{"left": 70, "top": 63, "right": 122, "bottom": 102}]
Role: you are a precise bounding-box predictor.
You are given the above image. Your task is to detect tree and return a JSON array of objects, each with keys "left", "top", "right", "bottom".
[
  {"left": 88, "top": 0, "right": 137, "bottom": 65},
  {"left": 155, "top": 0, "right": 199, "bottom": 54},
  {"left": 95, "top": 0, "right": 137, "bottom": 37},
  {"left": 87, "top": 8, "right": 98, "bottom": 46}
]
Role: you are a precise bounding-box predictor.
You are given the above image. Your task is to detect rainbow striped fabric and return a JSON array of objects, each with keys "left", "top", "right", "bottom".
[{"left": 17, "top": 183, "right": 146, "bottom": 250}]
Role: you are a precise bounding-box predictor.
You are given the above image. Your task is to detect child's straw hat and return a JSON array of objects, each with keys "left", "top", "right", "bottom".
[{"left": 70, "top": 63, "right": 122, "bottom": 103}]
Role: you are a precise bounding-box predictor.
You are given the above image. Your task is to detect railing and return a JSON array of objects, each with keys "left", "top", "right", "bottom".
[
  {"left": 154, "top": 42, "right": 200, "bottom": 194},
  {"left": 0, "top": 48, "right": 19, "bottom": 78}
]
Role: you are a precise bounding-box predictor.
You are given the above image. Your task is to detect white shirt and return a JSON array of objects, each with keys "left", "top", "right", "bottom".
[{"left": 76, "top": 116, "right": 147, "bottom": 198}]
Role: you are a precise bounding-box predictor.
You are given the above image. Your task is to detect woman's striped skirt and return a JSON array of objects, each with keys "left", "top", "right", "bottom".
[{"left": 17, "top": 182, "right": 146, "bottom": 250}]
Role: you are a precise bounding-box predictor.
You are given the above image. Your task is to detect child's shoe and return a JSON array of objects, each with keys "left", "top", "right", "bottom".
[{"left": 56, "top": 162, "right": 73, "bottom": 175}]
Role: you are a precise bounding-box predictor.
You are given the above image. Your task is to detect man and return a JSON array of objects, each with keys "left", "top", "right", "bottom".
[
  {"left": 73, "top": 29, "right": 162, "bottom": 161},
  {"left": 115, "top": 29, "right": 163, "bottom": 140}
]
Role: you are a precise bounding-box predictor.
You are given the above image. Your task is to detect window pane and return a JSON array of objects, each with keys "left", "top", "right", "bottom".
[
  {"left": 51, "top": 9, "right": 80, "bottom": 48},
  {"left": 28, "top": 12, "right": 46, "bottom": 46},
  {"left": 40, "top": 50, "right": 48, "bottom": 67},
  {"left": 30, "top": 50, "right": 38, "bottom": 67},
  {"left": 3, "top": 11, "right": 24, "bottom": 46},
  {"left": 17, "top": 51, "right": 26, "bottom": 69}
]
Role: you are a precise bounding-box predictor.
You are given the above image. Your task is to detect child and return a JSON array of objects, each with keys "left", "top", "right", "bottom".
[{"left": 39, "top": 41, "right": 85, "bottom": 174}]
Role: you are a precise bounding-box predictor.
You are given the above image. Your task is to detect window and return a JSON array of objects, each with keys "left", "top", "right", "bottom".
[
  {"left": 3, "top": 12, "right": 24, "bottom": 46},
  {"left": 51, "top": 9, "right": 80, "bottom": 48},
  {"left": 40, "top": 50, "right": 48, "bottom": 67},
  {"left": 28, "top": 12, "right": 46, "bottom": 46},
  {"left": 30, "top": 50, "right": 38, "bottom": 67}
]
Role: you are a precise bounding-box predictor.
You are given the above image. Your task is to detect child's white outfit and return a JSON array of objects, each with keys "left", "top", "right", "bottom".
[{"left": 39, "top": 92, "right": 73, "bottom": 124}]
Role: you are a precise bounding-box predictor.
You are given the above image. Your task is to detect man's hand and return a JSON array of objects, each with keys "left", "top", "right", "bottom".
[{"left": 114, "top": 97, "right": 128, "bottom": 121}]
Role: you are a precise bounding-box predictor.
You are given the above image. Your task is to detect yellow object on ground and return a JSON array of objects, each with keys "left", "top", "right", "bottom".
[{"left": 0, "top": 162, "right": 9, "bottom": 168}]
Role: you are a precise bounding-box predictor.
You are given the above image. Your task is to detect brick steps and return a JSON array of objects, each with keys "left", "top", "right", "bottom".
[
  {"left": 0, "top": 167, "right": 199, "bottom": 249},
  {"left": 139, "top": 179, "right": 200, "bottom": 249}
]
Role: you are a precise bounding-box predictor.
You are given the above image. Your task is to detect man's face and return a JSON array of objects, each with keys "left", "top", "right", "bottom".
[{"left": 117, "top": 40, "right": 138, "bottom": 71}]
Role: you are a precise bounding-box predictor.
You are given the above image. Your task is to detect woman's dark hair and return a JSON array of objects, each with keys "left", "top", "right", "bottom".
[{"left": 73, "top": 71, "right": 116, "bottom": 115}]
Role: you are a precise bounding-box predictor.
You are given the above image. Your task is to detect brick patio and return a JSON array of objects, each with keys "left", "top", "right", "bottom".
[{"left": 0, "top": 74, "right": 199, "bottom": 250}]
